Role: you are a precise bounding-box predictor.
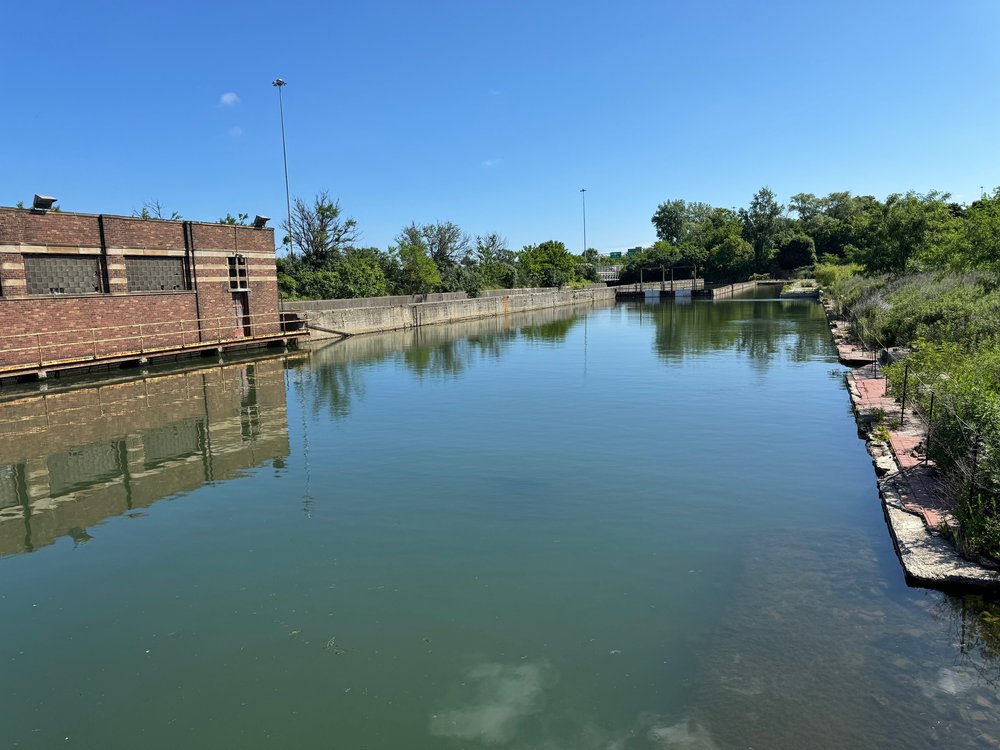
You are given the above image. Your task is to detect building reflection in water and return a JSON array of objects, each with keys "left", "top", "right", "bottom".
[{"left": 0, "top": 354, "right": 291, "bottom": 556}]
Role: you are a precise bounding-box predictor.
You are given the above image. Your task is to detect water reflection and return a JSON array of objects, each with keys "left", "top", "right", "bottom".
[
  {"left": 635, "top": 296, "right": 834, "bottom": 367},
  {"left": 0, "top": 354, "right": 292, "bottom": 556},
  {"left": 299, "top": 302, "right": 597, "bottom": 419}
]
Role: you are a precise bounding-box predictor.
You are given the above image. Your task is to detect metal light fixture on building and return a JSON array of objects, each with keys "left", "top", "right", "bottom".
[
  {"left": 252, "top": 215, "right": 270, "bottom": 229},
  {"left": 32, "top": 194, "right": 57, "bottom": 213}
]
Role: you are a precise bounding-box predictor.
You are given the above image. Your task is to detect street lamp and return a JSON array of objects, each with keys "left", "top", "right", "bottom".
[
  {"left": 272, "top": 78, "right": 292, "bottom": 253},
  {"left": 580, "top": 188, "right": 587, "bottom": 255}
]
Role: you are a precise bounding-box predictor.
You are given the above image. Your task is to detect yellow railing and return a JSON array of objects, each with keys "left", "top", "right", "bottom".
[{"left": 0, "top": 311, "right": 307, "bottom": 373}]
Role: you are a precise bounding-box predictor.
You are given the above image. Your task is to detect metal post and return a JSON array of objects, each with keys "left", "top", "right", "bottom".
[
  {"left": 36, "top": 333, "right": 43, "bottom": 366},
  {"left": 139, "top": 324, "right": 144, "bottom": 353},
  {"left": 924, "top": 391, "right": 935, "bottom": 466},
  {"left": 670, "top": 266, "right": 675, "bottom": 293},
  {"left": 900, "top": 362, "right": 909, "bottom": 426},
  {"left": 580, "top": 188, "right": 587, "bottom": 256},
  {"left": 92, "top": 328, "right": 97, "bottom": 359},
  {"left": 969, "top": 432, "right": 981, "bottom": 505},
  {"left": 273, "top": 78, "right": 292, "bottom": 254}
]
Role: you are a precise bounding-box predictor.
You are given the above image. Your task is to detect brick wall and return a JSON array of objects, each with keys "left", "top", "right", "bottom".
[{"left": 0, "top": 207, "right": 281, "bottom": 370}]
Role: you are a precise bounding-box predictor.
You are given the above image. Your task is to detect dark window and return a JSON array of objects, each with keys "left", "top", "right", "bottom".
[
  {"left": 125, "top": 256, "right": 190, "bottom": 292},
  {"left": 142, "top": 421, "right": 202, "bottom": 469},
  {"left": 23, "top": 254, "right": 104, "bottom": 295},
  {"left": 47, "top": 442, "right": 122, "bottom": 498},
  {"left": 228, "top": 254, "right": 249, "bottom": 291}
]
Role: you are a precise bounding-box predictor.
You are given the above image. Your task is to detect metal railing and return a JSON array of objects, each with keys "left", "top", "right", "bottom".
[
  {"left": 0, "top": 311, "right": 307, "bottom": 373},
  {"left": 845, "top": 310, "right": 996, "bottom": 515}
]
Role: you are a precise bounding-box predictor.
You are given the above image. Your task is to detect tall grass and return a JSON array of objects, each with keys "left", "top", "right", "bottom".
[{"left": 833, "top": 267, "right": 1000, "bottom": 561}]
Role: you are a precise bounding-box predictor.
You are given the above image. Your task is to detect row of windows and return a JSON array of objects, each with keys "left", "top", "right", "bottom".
[{"left": 0, "top": 254, "right": 251, "bottom": 296}]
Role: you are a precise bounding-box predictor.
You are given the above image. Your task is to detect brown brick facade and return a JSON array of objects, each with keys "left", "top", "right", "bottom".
[{"left": 0, "top": 207, "right": 284, "bottom": 373}]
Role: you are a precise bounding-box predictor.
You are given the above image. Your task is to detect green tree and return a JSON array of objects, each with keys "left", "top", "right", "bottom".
[
  {"left": 286, "top": 192, "right": 359, "bottom": 270},
  {"left": 707, "top": 235, "right": 755, "bottom": 281},
  {"left": 518, "top": 241, "right": 579, "bottom": 287},
  {"left": 853, "top": 191, "right": 958, "bottom": 275},
  {"left": 651, "top": 200, "right": 686, "bottom": 245},
  {"left": 296, "top": 270, "right": 341, "bottom": 299},
  {"left": 475, "top": 233, "right": 519, "bottom": 288},
  {"left": 955, "top": 188, "right": 1000, "bottom": 274},
  {"left": 396, "top": 241, "right": 441, "bottom": 294},
  {"left": 776, "top": 234, "right": 817, "bottom": 270},
  {"left": 740, "top": 187, "right": 783, "bottom": 270},
  {"left": 619, "top": 242, "right": 684, "bottom": 283},
  {"left": 334, "top": 251, "right": 389, "bottom": 298}
]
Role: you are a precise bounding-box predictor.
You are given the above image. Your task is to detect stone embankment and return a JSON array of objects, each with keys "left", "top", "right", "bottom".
[
  {"left": 825, "top": 299, "right": 1000, "bottom": 589},
  {"left": 283, "top": 286, "right": 615, "bottom": 339}
]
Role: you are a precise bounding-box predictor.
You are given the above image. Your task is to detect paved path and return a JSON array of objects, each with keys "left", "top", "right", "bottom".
[{"left": 826, "top": 300, "right": 999, "bottom": 588}]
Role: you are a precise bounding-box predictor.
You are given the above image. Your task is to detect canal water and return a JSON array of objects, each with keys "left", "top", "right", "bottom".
[{"left": 2, "top": 293, "right": 999, "bottom": 749}]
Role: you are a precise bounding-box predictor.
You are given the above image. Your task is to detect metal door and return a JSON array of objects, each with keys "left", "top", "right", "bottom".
[{"left": 232, "top": 292, "right": 251, "bottom": 337}]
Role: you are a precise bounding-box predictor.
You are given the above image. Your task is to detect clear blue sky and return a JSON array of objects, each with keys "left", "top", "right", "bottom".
[{"left": 5, "top": 1, "right": 1000, "bottom": 253}]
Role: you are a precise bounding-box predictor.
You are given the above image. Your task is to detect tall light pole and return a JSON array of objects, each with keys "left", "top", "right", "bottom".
[
  {"left": 272, "top": 78, "right": 292, "bottom": 253},
  {"left": 580, "top": 188, "right": 587, "bottom": 254}
]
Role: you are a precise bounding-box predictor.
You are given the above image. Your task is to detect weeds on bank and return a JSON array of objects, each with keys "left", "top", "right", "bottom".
[{"left": 826, "top": 265, "right": 1000, "bottom": 562}]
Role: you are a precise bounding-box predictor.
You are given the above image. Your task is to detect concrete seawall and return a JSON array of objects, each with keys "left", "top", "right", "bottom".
[
  {"left": 705, "top": 280, "right": 766, "bottom": 298},
  {"left": 303, "top": 301, "right": 601, "bottom": 365},
  {"left": 294, "top": 286, "right": 616, "bottom": 339}
]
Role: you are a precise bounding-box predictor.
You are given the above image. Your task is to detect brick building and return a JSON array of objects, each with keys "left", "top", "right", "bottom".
[{"left": 0, "top": 203, "right": 302, "bottom": 379}]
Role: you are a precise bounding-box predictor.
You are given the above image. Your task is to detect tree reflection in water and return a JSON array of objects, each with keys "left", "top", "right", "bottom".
[
  {"left": 301, "top": 304, "right": 589, "bottom": 418},
  {"left": 637, "top": 296, "right": 833, "bottom": 369}
]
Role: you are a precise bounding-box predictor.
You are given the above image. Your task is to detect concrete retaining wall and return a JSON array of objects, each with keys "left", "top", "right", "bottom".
[
  {"left": 707, "top": 281, "right": 759, "bottom": 298},
  {"left": 306, "top": 287, "right": 615, "bottom": 338},
  {"left": 282, "top": 292, "right": 467, "bottom": 312}
]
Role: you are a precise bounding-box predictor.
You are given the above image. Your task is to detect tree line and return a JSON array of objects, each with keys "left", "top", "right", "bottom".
[
  {"left": 621, "top": 186, "right": 1000, "bottom": 284},
  {"left": 276, "top": 185, "right": 1000, "bottom": 300},
  {"left": 275, "top": 192, "right": 600, "bottom": 300}
]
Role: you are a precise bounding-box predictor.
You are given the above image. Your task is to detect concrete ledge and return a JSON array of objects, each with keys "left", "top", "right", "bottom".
[
  {"left": 304, "top": 287, "right": 616, "bottom": 339},
  {"left": 881, "top": 479, "right": 1000, "bottom": 589}
]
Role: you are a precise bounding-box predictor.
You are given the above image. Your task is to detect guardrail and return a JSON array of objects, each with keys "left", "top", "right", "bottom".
[{"left": 0, "top": 311, "right": 307, "bottom": 374}]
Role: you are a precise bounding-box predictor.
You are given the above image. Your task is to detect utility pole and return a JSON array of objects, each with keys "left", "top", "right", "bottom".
[{"left": 272, "top": 78, "right": 292, "bottom": 253}]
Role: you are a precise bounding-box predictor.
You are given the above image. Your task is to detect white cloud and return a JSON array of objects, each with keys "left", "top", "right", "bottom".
[
  {"left": 228, "top": 127, "right": 243, "bottom": 137},
  {"left": 219, "top": 92, "right": 240, "bottom": 107},
  {"left": 481, "top": 158, "right": 503, "bottom": 168},
  {"left": 429, "top": 662, "right": 554, "bottom": 744}
]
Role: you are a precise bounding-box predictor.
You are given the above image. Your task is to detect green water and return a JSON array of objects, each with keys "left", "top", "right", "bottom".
[{"left": 2, "top": 295, "right": 999, "bottom": 749}]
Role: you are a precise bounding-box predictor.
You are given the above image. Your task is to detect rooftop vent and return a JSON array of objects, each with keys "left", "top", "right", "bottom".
[
  {"left": 32, "top": 194, "right": 57, "bottom": 213},
  {"left": 252, "top": 215, "right": 270, "bottom": 229}
]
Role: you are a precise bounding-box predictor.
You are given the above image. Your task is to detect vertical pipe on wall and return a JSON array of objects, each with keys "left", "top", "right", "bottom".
[
  {"left": 97, "top": 214, "right": 111, "bottom": 293},
  {"left": 184, "top": 221, "right": 204, "bottom": 343}
]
